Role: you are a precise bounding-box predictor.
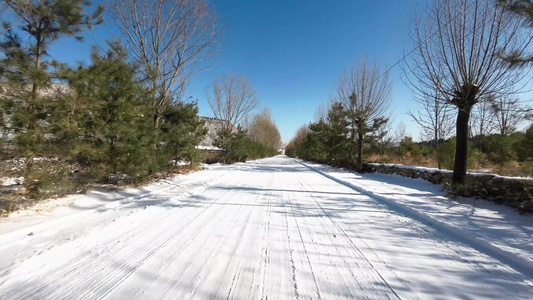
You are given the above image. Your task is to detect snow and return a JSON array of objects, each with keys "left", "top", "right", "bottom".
[
  {"left": 0, "top": 156, "right": 532, "bottom": 299},
  {"left": 195, "top": 145, "right": 223, "bottom": 151},
  {"left": 367, "top": 162, "right": 533, "bottom": 179},
  {"left": 0, "top": 177, "right": 24, "bottom": 186},
  {"left": 304, "top": 161, "right": 533, "bottom": 276},
  {"left": 168, "top": 159, "right": 191, "bottom": 166},
  {"left": 367, "top": 162, "right": 451, "bottom": 173}
]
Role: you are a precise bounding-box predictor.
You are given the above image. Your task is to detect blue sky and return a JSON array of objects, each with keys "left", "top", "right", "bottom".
[
  {"left": 188, "top": 0, "right": 421, "bottom": 143},
  {"left": 8, "top": 0, "right": 530, "bottom": 143},
  {"left": 33, "top": 0, "right": 422, "bottom": 143}
]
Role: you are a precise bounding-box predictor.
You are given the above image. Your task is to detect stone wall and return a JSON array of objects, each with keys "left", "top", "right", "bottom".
[{"left": 362, "top": 163, "right": 533, "bottom": 213}]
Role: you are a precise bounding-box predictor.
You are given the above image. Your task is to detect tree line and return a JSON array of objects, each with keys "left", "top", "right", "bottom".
[
  {"left": 287, "top": 0, "right": 533, "bottom": 183},
  {"left": 206, "top": 74, "right": 282, "bottom": 164}
]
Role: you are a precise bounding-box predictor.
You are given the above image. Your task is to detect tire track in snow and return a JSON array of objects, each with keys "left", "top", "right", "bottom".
[
  {"left": 210, "top": 194, "right": 255, "bottom": 299},
  {"left": 6, "top": 156, "right": 531, "bottom": 299},
  {"left": 285, "top": 186, "right": 323, "bottom": 300},
  {"left": 101, "top": 166, "right": 273, "bottom": 299},
  {"left": 225, "top": 176, "right": 277, "bottom": 300},
  {"left": 175, "top": 183, "right": 257, "bottom": 299},
  {"left": 300, "top": 160, "right": 533, "bottom": 279},
  {"left": 254, "top": 172, "right": 294, "bottom": 300},
  {"left": 256, "top": 177, "right": 274, "bottom": 300},
  {"left": 105, "top": 180, "right": 247, "bottom": 299},
  {"left": 206, "top": 172, "right": 278, "bottom": 300},
  {"left": 289, "top": 171, "right": 404, "bottom": 299},
  {"left": 102, "top": 167, "right": 263, "bottom": 299},
  {"left": 95, "top": 182, "right": 241, "bottom": 299},
  {"left": 85, "top": 170, "right": 254, "bottom": 299},
  {"left": 294, "top": 174, "right": 402, "bottom": 299},
  {"left": 0, "top": 171, "right": 237, "bottom": 299},
  {"left": 0, "top": 168, "right": 231, "bottom": 254}
]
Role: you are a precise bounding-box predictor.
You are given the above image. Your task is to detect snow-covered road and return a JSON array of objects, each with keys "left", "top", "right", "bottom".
[{"left": 1, "top": 156, "right": 533, "bottom": 299}]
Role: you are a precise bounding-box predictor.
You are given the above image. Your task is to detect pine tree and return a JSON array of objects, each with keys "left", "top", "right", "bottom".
[
  {"left": 1, "top": 1, "right": 103, "bottom": 191},
  {"left": 0, "top": 23, "right": 54, "bottom": 159},
  {"left": 5, "top": 0, "right": 103, "bottom": 96},
  {"left": 160, "top": 101, "right": 207, "bottom": 166},
  {"left": 0, "top": 23, "right": 32, "bottom": 158},
  {"left": 52, "top": 44, "right": 156, "bottom": 182},
  {"left": 305, "top": 121, "right": 329, "bottom": 163},
  {"left": 498, "top": 0, "right": 533, "bottom": 67},
  {"left": 326, "top": 102, "right": 350, "bottom": 166},
  {"left": 214, "top": 127, "right": 234, "bottom": 164}
]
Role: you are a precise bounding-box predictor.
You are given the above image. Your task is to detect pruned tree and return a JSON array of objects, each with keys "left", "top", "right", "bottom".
[
  {"left": 334, "top": 59, "right": 392, "bottom": 171},
  {"left": 406, "top": 0, "right": 531, "bottom": 184},
  {"left": 408, "top": 91, "right": 454, "bottom": 168},
  {"left": 110, "top": 0, "right": 221, "bottom": 128},
  {"left": 206, "top": 74, "right": 259, "bottom": 132}
]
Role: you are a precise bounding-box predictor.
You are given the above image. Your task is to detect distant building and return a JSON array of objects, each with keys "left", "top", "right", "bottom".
[{"left": 197, "top": 117, "right": 238, "bottom": 151}]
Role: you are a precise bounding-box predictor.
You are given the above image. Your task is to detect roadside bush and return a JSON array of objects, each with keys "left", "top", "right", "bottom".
[
  {"left": 52, "top": 46, "right": 160, "bottom": 183},
  {"left": 215, "top": 128, "right": 278, "bottom": 164},
  {"left": 24, "top": 160, "right": 76, "bottom": 199}
]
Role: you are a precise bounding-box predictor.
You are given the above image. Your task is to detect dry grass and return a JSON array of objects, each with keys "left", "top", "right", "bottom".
[
  {"left": 367, "top": 153, "right": 533, "bottom": 178},
  {"left": 367, "top": 154, "right": 440, "bottom": 169}
]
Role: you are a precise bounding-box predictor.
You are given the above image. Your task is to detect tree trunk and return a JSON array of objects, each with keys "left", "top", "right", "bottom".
[
  {"left": 435, "top": 131, "right": 441, "bottom": 169},
  {"left": 452, "top": 107, "right": 471, "bottom": 185},
  {"left": 357, "top": 129, "right": 363, "bottom": 172},
  {"left": 154, "top": 114, "right": 161, "bottom": 129},
  {"left": 350, "top": 126, "right": 356, "bottom": 164},
  {"left": 32, "top": 32, "right": 43, "bottom": 101}
]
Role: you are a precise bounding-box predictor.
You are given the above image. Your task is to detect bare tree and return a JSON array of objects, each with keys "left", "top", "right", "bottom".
[
  {"left": 110, "top": 0, "right": 221, "bottom": 128},
  {"left": 290, "top": 124, "right": 311, "bottom": 145},
  {"left": 286, "top": 124, "right": 311, "bottom": 157},
  {"left": 406, "top": 0, "right": 531, "bottom": 184},
  {"left": 470, "top": 97, "right": 496, "bottom": 137},
  {"left": 394, "top": 122, "right": 407, "bottom": 145},
  {"left": 334, "top": 59, "right": 392, "bottom": 171},
  {"left": 314, "top": 99, "right": 333, "bottom": 123},
  {"left": 247, "top": 108, "right": 282, "bottom": 150},
  {"left": 408, "top": 91, "right": 454, "bottom": 168},
  {"left": 491, "top": 94, "right": 526, "bottom": 135},
  {"left": 206, "top": 74, "right": 259, "bottom": 132}
]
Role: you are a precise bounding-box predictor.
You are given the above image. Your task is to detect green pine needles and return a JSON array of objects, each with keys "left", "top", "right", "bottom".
[{"left": 0, "top": 1, "right": 209, "bottom": 207}]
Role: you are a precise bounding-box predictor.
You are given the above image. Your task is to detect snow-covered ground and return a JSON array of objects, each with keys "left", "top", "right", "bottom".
[{"left": 0, "top": 156, "right": 532, "bottom": 299}]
